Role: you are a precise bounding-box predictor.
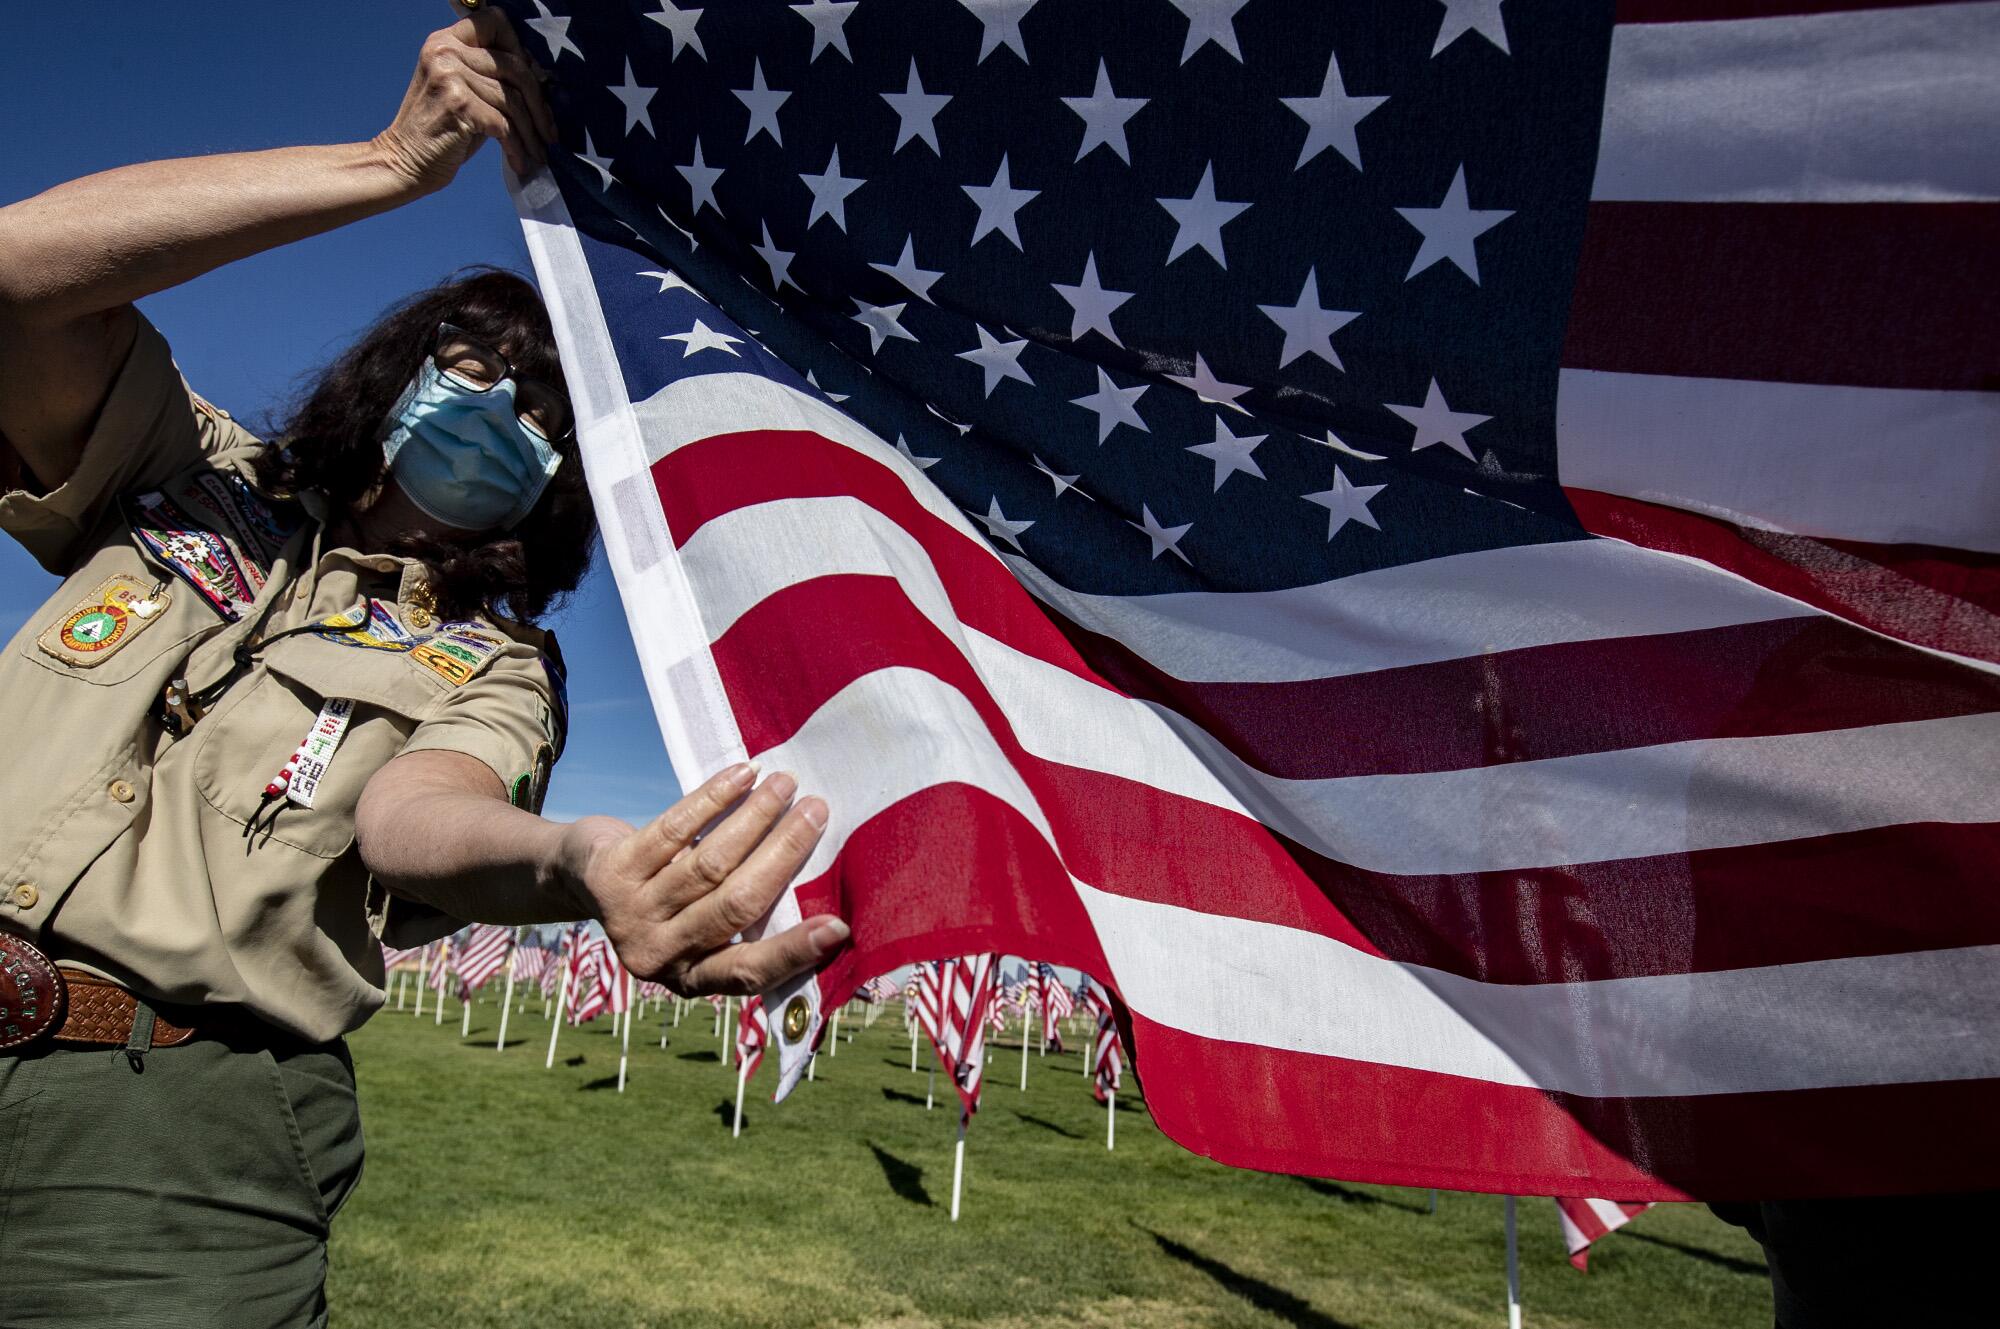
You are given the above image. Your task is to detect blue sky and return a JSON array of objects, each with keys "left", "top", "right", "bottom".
[{"left": 0, "top": 1, "right": 676, "bottom": 827}]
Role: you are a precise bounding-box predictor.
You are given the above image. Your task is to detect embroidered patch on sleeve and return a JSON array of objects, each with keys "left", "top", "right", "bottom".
[{"left": 36, "top": 574, "right": 172, "bottom": 668}]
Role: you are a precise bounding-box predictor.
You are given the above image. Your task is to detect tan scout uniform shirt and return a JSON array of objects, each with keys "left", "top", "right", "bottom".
[{"left": 0, "top": 316, "right": 566, "bottom": 1043}]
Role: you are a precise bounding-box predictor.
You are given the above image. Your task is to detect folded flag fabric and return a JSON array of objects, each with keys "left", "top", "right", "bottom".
[
  {"left": 1556, "top": 1198, "right": 1653, "bottom": 1271},
  {"left": 498, "top": 0, "right": 2000, "bottom": 1198}
]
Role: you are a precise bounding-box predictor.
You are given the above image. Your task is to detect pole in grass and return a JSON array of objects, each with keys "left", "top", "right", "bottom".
[
  {"left": 949, "top": 1111, "right": 968, "bottom": 1221},
  {"left": 910, "top": 1021, "right": 919, "bottom": 1072},
  {"left": 1019, "top": 1002, "right": 1031, "bottom": 1090},
  {"left": 828, "top": 1004, "right": 839, "bottom": 1056},
  {"left": 544, "top": 963, "right": 571, "bottom": 1069},
  {"left": 617, "top": 971, "right": 636, "bottom": 1092},
  {"left": 413, "top": 952, "right": 429, "bottom": 1019},
  {"left": 1504, "top": 1195, "right": 1522, "bottom": 1329},
  {"left": 731, "top": 1056, "right": 750, "bottom": 1138},
  {"left": 1107, "top": 1088, "right": 1116, "bottom": 1150},
  {"left": 395, "top": 968, "right": 408, "bottom": 1011},
  {"left": 660, "top": 998, "right": 671, "bottom": 1049},
  {"left": 927, "top": 1061, "right": 935, "bottom": 1111},
  {"left": 460, "top": 988, "right": 472, "bottom": 1038},
  {"left": 495, "top": 935, "right": 519, "bottom": 1051}
]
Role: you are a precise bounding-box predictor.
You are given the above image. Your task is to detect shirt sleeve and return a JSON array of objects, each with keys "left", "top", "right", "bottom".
[
  {"left": 0, "top": 313, "right": 257, "bottom": 575},
  {"left": 399, "top": 633, "right": 567, "bottom": 815}
]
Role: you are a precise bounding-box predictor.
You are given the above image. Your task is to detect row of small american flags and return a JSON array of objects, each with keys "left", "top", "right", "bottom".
[{"left": 496, "top": 0, "right": 1998, "bottom": 1200}]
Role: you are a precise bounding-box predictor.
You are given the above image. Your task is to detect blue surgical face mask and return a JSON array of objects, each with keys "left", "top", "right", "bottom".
[{"left": 379, "top": 360, "right": 563, "bottom": 532}]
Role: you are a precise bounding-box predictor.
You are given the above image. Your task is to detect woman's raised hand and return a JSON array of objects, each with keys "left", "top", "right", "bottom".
[{"left": 374, "top": 7, "right": 560, "bottom": 190}]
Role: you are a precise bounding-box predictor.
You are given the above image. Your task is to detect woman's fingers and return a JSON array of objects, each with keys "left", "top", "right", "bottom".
[
  {"left": 667, "top": 795, "right": 827, "bottom": 950},
  {"left": 647, "top": 772, "right": 798, "bottom": 912},
  {"left": 672, "top": 914, "right": 851, "bottom": 997},
  {"left": 621, "top": 762, "right": 760, "bottom": 880},
  {"left": 455, "top": 67, "right": 546, "bottom": 169},
  {"left": 444, "top": 44, "right": 557, "bottom": 147}
]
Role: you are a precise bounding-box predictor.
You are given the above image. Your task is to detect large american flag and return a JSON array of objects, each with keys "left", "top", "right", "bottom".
[{"left": 500, "top": 0, "right": 1999, "bottom": 1198}]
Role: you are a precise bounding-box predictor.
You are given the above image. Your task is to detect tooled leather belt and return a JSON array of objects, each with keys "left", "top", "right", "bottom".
[{"left": 0, "top": 933, "right": 199, "bottom": 1052}]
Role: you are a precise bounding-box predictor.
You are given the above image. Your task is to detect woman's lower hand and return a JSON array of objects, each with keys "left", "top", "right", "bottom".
[{"left": 554, "top": 764, "right": 849, "bottom": 996}]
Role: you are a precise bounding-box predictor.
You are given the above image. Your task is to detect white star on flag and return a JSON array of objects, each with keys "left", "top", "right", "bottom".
[
  {"left": 733, "top": 59, "right": 790, "bottom": 146},
  {"left": 1187, "top": 417, "right": 1268, "bottom": 491},
  {"left": 1165, "top": 0, "right": 1251, "bottom": 64},
  {"left": 644, "top": 0, "right": 706, "bottom": 60},
  {"left": 851, "top": 298, "right": 917, "bottom": 354},
  {"left": 676, "top": 138, "right": 724, "bottom": 216},
  {"left": 801, "top": 146, "right": 864, "bottom": 231},
  {"left": 1165, "top": 352, "right": 1253, "bottom": 413},
  {"left": 882, "top": 60, "right": 952, "bottom": 155},
  {"left": 1433, "top": 0, "right": 1511, "bottom": 57},
  {"left": 975, "top": 498, "right": 1035, "bottom": 553},
  {"left": 1032, "top": 456, "right": 1091, "bottom": 499},
  {"left": 752, "top": 222, "right": 800, "bottom": 293},
  {"left": 1317, "top": 428, "right": 1387, "bottom": 462},
  {"left": 1052, "top": 254, "right": 1132, "bottom": 346},
  {"left": 1258, "top": 268, "right": 1360, "bottom": 370},
  {"left": 1385, "top": 378, "right": 1491, "bottom": 459},
  {"left": 959, "top": 0, "right": 1038, "bottom": 64},
  {"left": 526, "top": 0, "right": 585, "bottom": 63},
  {"left": 609, "top": 59, "right": 658, "bottom": 137},
  {"left": 963, "top": 155, "right": 1039, "bottom": 249},
  {"left": 660, "top": 319, "right": 742, "bottom": 357},
  {"left": 957, "top": 326, "right": 1035, "bottom": 396},
  {"left": 1062, "top": 60, "right": 1147, "bottom": 164},
  {"left": 1128, "top": 504, "right": 1192, "bottom": 563},
  {"left": 896, "top": 435, "right": 940, "bottom": 470},
  {"left": 869, "top": 236, "right": 945, "bottom": 303},
  {"left": 1395, "top": 164, "right": 1512, "bottom": 284},
  {"left": 1070, "top": 367, "right": 1150, "bottom": 442},
  {"left": 805, "top": 369, "right": 848, "bottom": 402},
  {"left": 1158, "top": 163, "right": 1251, "bottom": 268},
  {"left": 1281, "top": 52, "right": 1386, "bottom": 172},
  {"left": 791, "top": 0, "right": 858, "bottom": 62},
  {"left": 1303, "top": 465, "right": 1387, "bottom": 537},
  {"left": 637, "top": 269, "right": 696, "bottom": 294},
  {"left": 577, "top": 132, "right": 616, "bottom": 191}
]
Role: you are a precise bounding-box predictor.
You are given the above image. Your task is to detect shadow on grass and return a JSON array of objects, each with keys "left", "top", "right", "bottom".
[
  {"left": 881, "top": 1087, "right": 932, "bottom": 1108},
  {"left": 1014, "top": 1111, "right": 1082, "bottom": 1140},
  {"left": 563, "top": 1055, "right": 587, "bottom": 1068},
  {"left": 581, "top": 1075, "right": 621, "bottom": 1092},
  {"left": 714, "top": 1099, "right": 745, "bottom": 1132},
  {"left": 867, "top": 1142, "right": 932, "bottom": 1207},
  {"left": 1624, "top": 1230, "right": 1768, "bottom": 1277},
  {"left": 1144, "top": 1229, "right": 1354, "bottom": 1329},
  {"left": 1294, "top": 1177, "right": 1429, "bottom": 1214},
  {"left": 883, "top": 1057, "right": 921, "bottom": 1071},
  {"left": 679, "top": 1050, "right": 720, "bottom": 1064}
]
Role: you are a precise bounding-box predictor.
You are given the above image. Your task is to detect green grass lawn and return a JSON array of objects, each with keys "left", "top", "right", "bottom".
[{"left": 330, "top": 993, "right": 1771, "bottom": 1328}]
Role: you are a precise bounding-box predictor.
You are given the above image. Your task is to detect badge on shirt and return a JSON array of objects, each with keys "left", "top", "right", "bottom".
[
  {"left": 125, "top": 472, "right": 301, "bottom": 623},
  {"left": 37, "top": 574, "right": 172, "bottom": 668},
  {"left": 410, "top": 624, "right": 508, "bottom": 687}
]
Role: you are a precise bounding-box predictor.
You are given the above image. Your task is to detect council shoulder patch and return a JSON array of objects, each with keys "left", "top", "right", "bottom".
[
  {"left": 409, "top": 623, "right": 508, "bottom": 688},
  {"left": 36, "top": 574, "right": 172, "bottom": 669}
]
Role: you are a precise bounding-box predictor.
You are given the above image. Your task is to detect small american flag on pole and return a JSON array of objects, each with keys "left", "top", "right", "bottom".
[
  {"left": 1556, "top": 1197, "right": 1653, "bottom": 1271},
  {"left": 452, "top": 924, "right": 516, "bottom": 994},
  {"left": 501, "top": 0, "right": 2000, "bottom": 1199}
]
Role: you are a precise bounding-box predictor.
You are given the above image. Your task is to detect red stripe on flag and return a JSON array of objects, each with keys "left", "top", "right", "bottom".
[
  {"left": 1615, "top": 0, "right": 1975, "bottom": 22},
  {"left": 1567, "top": 488, "right": 2000, "bottom": 665},
  {"left": 1051, "top": 609, "right": 2000, "bottom": 779},
  {"left": 713, "top": 573, "right": 2000, "bottom": 982},
  {"left": 1128, "top": 1013, "right": 2000, "bottom": 1200},
  {"left": 1563, "top": 202, "right": 1999, "bottom": 390}
]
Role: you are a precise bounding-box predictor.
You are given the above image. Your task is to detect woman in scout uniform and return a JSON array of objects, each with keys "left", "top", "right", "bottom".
[{"left": 0, "top": 9, "right": 847, "bottom": 1325}]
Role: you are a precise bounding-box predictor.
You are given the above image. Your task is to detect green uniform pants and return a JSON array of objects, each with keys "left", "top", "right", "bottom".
[{"left": 0, "top": 1027, "right": 363, "bottom": 1328}]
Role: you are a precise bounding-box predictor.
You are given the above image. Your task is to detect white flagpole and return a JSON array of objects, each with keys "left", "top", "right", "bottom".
[
  {"left": 460, "top": 989, "right": 472, "bottom": 1037},
  {"left": 496, "top": 963, "right": 517, "bottom": 1051},
  {"left": 1107, "top": 1088, "right": 1116, "bottom": 1150},
  {"left": 1019, "top": 1007, "right": 1031, "bottom": 1090},
  {"left": 395, "top": 968, "right": 408, "bottom": 1010},
  {"left": 721, "top": 995, "right": 732, "bottom": 1058},
  {"left": 926, "top": 1064, "right": 935, "bottom": 1111},
  {"left": 413, "top": 954, "right": 429, "bottom": 1019},
  {"left": 660, "top": 998, "right": 671, "bottom": 1049},
  {"left": 910, "top": 1022, "right": 919, "bottom": 1072},
  {"left": 617, "top": 972, "right": 636, "bottom": 1092},
  {"left": 949, "top": 1114, "right": 967, "bottom": 1222},
  {"left": 807, "top": 1050, "right": 816, "bottom": 1081},
  {"left": 673, "top": 996, "right": 683, "bottom": 1027},
  {"left": 732, "top": 1060, "right": 749, "bottom": 1138},
  {"left": 1505, "top": 1196, "right": 1523, "bottom": 1329},
  {"left": 544, "top": 965, "right": 570, "bottom": 1070},
  {"left": 829, "top": 1005, "right": 839, "bottom": 1056}
]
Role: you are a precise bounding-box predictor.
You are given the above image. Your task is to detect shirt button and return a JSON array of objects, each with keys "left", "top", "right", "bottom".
[
  {"left": 108, "top": 779, "right": 136, "bottom": 804},
  {"left": 405, "top": 606, "right": 433, "bottom": 629},
  {"left": 10, "top": 883, "right": 38, "bottom": 910}
]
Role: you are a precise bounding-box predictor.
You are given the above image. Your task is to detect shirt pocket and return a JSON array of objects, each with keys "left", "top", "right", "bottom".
[
  {"left": 191, "top": 638, "right": 438, "bottom": 859},
  {"left": 14, "top": 543, "right": 208, "bottom": 689}
]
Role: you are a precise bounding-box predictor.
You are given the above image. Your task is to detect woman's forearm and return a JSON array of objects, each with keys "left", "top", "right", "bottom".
[
  {"left": 0, "top": 140, "right": 428, "bottom": 327},
  {"left": 355, "top": 750, "right": 600, "bottom": 927}
]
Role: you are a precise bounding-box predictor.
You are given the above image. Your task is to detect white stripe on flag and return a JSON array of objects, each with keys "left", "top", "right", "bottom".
[
  {"left": 1557, "top": 369, "right": 2000, "bottom": 553},
  {"left": 1594, "top": 2, "right": 2000, "bottom": 203}
]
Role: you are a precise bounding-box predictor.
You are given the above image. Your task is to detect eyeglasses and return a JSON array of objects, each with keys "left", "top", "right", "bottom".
[{"left": 432, "top": 323, "right": 575, "bottom": 444}]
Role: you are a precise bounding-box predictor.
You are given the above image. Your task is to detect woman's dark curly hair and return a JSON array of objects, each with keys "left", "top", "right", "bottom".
[{"left": 254, "top": 268, "right": 595, "bottom": 625}]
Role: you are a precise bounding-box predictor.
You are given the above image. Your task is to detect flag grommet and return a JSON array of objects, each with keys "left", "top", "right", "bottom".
[{"left": 781, "top": 995, "right": 810, "bottom": 1042}]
